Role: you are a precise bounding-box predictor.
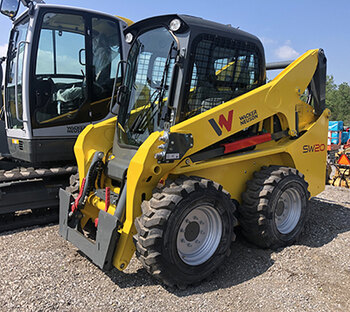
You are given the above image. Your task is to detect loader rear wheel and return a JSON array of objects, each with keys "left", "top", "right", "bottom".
[
  {"left": 239, "top": 166, "right": 310, "bottom": 249},
  {"left": 134, "top": 176, "right": 236, "bottom": 288}
]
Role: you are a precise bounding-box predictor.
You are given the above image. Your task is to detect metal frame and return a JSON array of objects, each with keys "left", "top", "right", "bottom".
[{"left": 59, "top": 189, "right": 120, "bottom": 270}]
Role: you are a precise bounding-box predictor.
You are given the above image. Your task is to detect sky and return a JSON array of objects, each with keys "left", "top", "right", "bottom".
[{"left": 0, "top": 0, "right": 349, "bottom": 85}]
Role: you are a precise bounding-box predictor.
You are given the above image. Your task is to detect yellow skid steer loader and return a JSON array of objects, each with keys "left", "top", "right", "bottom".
[{"left": 59, "top": 15, "right": 328, "bottom": 288}]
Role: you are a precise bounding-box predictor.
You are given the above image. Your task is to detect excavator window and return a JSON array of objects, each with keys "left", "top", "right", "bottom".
[
  {"left": 31, "top": 12, "right": 122, "bottom": 127},
  {"left": 181, "top": 35, "right": 261, "bottom": 121},
  {"left": 34, "top": 13, "right": 87, "bottom": 124},
  {"left": 5, "top": 17, "right": 29, "bottom": 130}
]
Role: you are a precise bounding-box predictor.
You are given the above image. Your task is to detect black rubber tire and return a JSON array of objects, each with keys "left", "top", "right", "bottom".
[
  {"left": 134, "top": 176, "right": 237, "bottom": 288},
  {"left": 238, "top": 166, "right": 310, "bottom": 249}
]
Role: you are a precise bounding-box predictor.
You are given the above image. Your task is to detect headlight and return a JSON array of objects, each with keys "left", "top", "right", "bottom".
[
  {"left": 169, "top": 18, "right": 181, "bottom": 32},
  {"left": 125, "top": 33, "right": 133, "bottom": 43}
]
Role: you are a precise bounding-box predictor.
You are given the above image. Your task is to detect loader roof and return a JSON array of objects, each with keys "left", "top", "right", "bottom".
[{"left": 124, "top": 14, "right": 263, "bottom": 49}]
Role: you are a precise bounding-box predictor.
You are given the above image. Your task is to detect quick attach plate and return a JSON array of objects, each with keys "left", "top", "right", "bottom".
[{"left": 59, "top": 189, "right": 119, "bottom": 271}]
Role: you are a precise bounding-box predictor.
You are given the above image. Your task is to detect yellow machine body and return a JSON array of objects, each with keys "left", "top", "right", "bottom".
[{"left": 73, "top": 49, "right": 329, "bottom": 270}]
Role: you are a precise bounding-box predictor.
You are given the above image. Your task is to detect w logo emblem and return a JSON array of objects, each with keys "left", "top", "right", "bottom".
[{"left": 208, "top": 110, "right": 234, "bottom": 136}]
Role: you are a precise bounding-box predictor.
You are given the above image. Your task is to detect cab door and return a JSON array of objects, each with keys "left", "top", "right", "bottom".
[
  {"left": 31, "top": 11, "right": 89, "bottom": 133},
  {"left": 30, "top": 9, "right": 124, "bottom": 137}
]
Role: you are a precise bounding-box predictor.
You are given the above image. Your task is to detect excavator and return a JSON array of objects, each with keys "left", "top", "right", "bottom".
[
  {"left": 59, "top": 14, "right": 328, "bottom": 288},
  {"left": 0, "top": 0, "right": 131, "bottom": 231}
]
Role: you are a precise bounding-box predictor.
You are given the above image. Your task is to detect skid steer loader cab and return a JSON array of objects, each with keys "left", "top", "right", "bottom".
[
  {"left": 60, "top": 14, "right": 329, "bottom": 288},
  {"left": 117, "top": 15, "right": 265, "bottom": 149},
  {"left": 0, "top": 1, "right": 129, "bottom": 163}
]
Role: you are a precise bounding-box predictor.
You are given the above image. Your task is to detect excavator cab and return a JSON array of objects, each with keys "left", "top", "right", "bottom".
[
  {"left": 60, "top": 14, "right": 328, "bottom": 288},
  {"left": 0, "top": 0, "right": 129, "bottom": 163}
]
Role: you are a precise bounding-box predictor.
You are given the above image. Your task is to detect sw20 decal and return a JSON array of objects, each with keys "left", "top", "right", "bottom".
[
  {"left": 302, "top": 144, "right": 326, "bottom": 153},
  {"left": 208, "top": 110, "right": 234, "bottom": 136}
]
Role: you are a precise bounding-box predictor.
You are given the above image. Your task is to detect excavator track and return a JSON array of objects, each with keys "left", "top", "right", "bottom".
[
  {"left": 0, "top": 164, "right": 77, "bottom": 232},
  {"left": 0, "top": 165, "right": 77, "bottom": 183}
]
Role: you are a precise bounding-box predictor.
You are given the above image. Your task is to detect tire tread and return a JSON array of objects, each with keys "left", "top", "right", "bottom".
[
  {"left": 134, "top": 175, "right": 237, "bottom": 288},
  {"left": 238, "top": 166, "right": 310, "bottom": 248}
]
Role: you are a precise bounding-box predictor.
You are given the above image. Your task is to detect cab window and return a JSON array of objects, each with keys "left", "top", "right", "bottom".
[
  {"left": 31, "top": 12, "right": 122, "bottom": 128},
  {"left": 90, "top": 17, "right": 122, "bottom": 121},
  {"left": 5, "top": 17, "right": 29, "bottom": 129},
  {"left": 34, "top": 13, "right": 87, "bottom": 125},
  {"left": 182, "top": 35, "right": 261, "bottom": 120}
]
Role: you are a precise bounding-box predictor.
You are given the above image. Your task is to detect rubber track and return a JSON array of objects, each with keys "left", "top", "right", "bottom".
[
  {"left": 238, "top": 165, "right": 310, "bottom": 248},
  {"left": 0, "top": 165, "right": 77, "bottom": 232},
  {"left": 0, "top": 208, "right": 58, "bottom": 233},
  {"left": 134, "top": 175, "right": 236, "bottom": 288},
  {"left": 0, "top": 165, "right": 77, "bottom": 183}
]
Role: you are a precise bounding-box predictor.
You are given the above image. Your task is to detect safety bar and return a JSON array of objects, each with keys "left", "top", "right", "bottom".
[{"left": 266, "top": 60, "right": 293, "bottom": 70}]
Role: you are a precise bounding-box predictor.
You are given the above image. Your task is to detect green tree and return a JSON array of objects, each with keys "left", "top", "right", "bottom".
[{"left": 326, "top": 75, "right": 350, "bottom": 125}]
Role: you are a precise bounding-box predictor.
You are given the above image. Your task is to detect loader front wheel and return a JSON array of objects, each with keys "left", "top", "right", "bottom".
[
  {"left": 134, "top": 176, "right": 236, "bottom": 288},
  {"left": 239, "top": 166, "right": 310, "bottom": 249}
]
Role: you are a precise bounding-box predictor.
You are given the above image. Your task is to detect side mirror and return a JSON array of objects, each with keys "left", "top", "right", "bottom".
[{"left": 0, "top": 0, "right": 20, "bottom": 19}]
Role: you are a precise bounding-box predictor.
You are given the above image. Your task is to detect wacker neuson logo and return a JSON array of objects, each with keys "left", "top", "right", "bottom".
[
  {"left": 208, "top": 110, "right": 234, "bottom": 136},
  {"left": 67, "top": 125, "right": 85, "bottom": 134},
  {"left": 239, "top": 110, "right": 258, "bottom": 126}
]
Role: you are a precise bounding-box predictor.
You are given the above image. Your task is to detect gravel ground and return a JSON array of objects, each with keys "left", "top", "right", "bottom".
[{"left": 1, "top": 185, "right": 350, "bottom": 312}]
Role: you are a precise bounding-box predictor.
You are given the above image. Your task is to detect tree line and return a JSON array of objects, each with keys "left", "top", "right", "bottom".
[{"left": 326, "top": 75, "right": 350, "bottom": 125}]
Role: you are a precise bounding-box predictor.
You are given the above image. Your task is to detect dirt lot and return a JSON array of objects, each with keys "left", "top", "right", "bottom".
[{"left": 1, "top": 185, "right": 349, "bottom": 312}]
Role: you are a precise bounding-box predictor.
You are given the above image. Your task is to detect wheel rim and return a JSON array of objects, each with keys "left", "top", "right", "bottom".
[
  {"left": 176, "top": 205, "right": 222, "bottom": 266},
  {"left": 274, "top": 187, "right": 302, "bottom": 234}
]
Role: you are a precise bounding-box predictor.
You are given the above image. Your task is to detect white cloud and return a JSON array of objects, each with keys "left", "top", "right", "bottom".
[
  {"left": 275, "top": 44, "right": 299, "bottom": 60},
  {"left": 260, "top": 37, "right": 277, "bottom": 45},
  {"left": 0, "top": 44, "right": 8, "bottom": 58}
]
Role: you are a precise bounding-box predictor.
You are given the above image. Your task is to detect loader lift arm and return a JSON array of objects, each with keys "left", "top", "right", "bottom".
[{"left": 111, "top": 48, "right": 329, "bottom": 270}]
